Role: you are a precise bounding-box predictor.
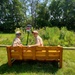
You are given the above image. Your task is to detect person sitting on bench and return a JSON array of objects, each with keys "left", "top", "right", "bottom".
[
  {"left": 12, "top": 31, "right": 23, "bottom": 47},
  {"left": 28, "top": 30, "right": 43, "bottom": 47}
]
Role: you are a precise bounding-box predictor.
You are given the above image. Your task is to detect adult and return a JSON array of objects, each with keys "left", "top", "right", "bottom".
[
  {"left": 12, "top": 31, "right": 23, "bottom": 46},
  {"left": 28, "top": 30, "right": 43, "bottom": 47}
]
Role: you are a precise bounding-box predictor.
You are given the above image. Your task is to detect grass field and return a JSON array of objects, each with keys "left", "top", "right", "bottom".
[
  {"left": 0, "top": 30, "right": 75, "bottom": 75},
  {"left": 0, "top": 34, "right": 15, "bottom": 45},
  {"left": 0, "top": 47, "right": 75, "bottom": 75}
]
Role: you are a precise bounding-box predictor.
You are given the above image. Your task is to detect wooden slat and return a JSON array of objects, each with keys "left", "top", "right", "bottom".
[
  {"left": 23, "top": 53, "right": 33, "bottom": 56},
  {"left": 0, "top": 45, "right": 11, "bottom": 47},
  {"left": 45, "top": 46, "right": 60, "bottom": 50},
  {"left": 10, "top": 46, "right": 22, "bottom": 60},
  {"left": 36, "top": 47, "right": 46, "bottom": 60},
  {"left": 59, "top": 47, "right": 63, "bottom": 68},
  {"left": 63, "top": 47, "right": 75, "bottom": 50},
  {"left": 36, "top": 57, "right": 46, "bottom": 60},
  {"left": 1, "top": 45, "right": 74, "bottom": 49},
  {"left": 22, "top": 46, "right": 36, "bottom": 60},
  {"left": 23, "top": 56, "right": 33, "bottom": 60}
]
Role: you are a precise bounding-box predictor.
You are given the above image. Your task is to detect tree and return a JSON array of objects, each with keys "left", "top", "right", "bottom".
[
  {"left": 0, "top": 0, "right": 26, "bottom": 33},
  {"left": 36, "top": 0, "right": 50, "bottom": 28},
  {"left": 27, "top": 0, "right": 40, "bottom": 28},
  {"left": 0, "top": 0, "right": 8, "bottom": 32},
  {"left": 1, "top": 0, "right": 75, "bottom": 32},
  {"left": 61, "top": 0, "right": 75, "bottom": 30},
  {"left": 48, "top": 0, "right": 63, "bottom": 27}
]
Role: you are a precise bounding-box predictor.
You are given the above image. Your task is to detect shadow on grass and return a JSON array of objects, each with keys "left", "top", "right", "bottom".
[{"left": 0, "top": 60, "right": 59, "bottom": 74}]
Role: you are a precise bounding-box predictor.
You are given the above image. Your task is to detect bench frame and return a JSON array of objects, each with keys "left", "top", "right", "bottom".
[{"left": 6, "top": 46, "right": 63, "bottom": 68}]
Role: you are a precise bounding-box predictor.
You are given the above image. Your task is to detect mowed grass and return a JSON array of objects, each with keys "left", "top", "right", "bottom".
[
  {"left": 0, "top": 34, "right": 15, "bottom": 45},
  {"left": 0, "top": 47, "right": 75, "bottom": 75}
]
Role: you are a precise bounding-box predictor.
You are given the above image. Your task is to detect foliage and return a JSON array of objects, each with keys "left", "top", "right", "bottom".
[
  {"left": 39, "top": 27, "right": 75, "bottom": 46},
  {"left": 36, "top": 1, "right": 50, "bottom": 28},
  {"left": 0, "top": 0, "right": 75, "bottom": 32},
  {"left": 0, "top": 27, "right": 75, "bottom": 47},
  {"left": 36, "top": 0, "right": 75, "bottom": 31},
  {"left": 0, "top": 0, "right": 26, "bottom": 33}
]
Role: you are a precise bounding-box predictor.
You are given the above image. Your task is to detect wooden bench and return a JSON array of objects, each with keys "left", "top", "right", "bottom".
[{"left": 6, "top": 46, "right": 63, "bottom": 68}]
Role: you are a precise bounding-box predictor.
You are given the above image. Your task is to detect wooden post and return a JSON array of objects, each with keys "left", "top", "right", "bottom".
[
  {"left": 59, "top": 47, "right": 63, "bottom": 68},
  {"left": 32, "top": 47, "right": 36, "bottom": 60},
  {"left": 6, "top": 46, "right": 12, "bottom": 66},
  {"left": 46, "top": 47, "right": 48, "bottom": 60}
]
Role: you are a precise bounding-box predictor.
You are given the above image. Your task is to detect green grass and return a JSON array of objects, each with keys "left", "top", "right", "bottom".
[
  {"left": 0, "top": 47, "right": 75, "bottom": 75},
  {"left": 0, "top": 27, "right": 75, "bottom": 46},
  {"left": 0, "top": 34, "right": 15, "bottom": 45},
  {"left": 0, "top": 29, "right": 75, "bottom": 75},
  {"left": 0, "top": 33, "right": 33, "bottom": 45}
]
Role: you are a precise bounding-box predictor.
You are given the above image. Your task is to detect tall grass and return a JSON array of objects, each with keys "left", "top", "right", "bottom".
[
  {"left": 0, "top": 27, "right": 75, "bottom": 46},
  {"left": 39, "top": 27, "right": 75, "bottom": 46}
]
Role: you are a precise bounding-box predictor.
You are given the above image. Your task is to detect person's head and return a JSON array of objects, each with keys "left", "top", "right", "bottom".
[
  {"left": 32, "top": 30, "right": 38, "bottom": 37},
  {"left": 16, "top": 31, "right": 21, "bottom": 38}
]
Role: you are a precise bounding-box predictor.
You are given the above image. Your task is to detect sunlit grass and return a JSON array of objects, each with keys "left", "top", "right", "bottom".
[
  {"left": 0, "top": 47, "right": 75, "bottom": 75},
  {"left": 0, "top": 34, "right": 15, "bottom": 45},
  {"left": 0, "top": 27, "right": 75, "bottom": 46}
]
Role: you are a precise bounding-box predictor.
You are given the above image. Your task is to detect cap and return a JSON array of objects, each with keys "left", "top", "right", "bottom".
[
  {"left": 16, "top": 31, "right": 21, "bottom": 34},
  {"left": 32, "top": 30, "right": 38, "bottom": 34}
]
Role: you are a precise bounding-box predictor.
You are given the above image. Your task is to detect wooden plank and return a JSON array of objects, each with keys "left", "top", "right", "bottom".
[
  {"left": 22, "top": 46, "right": 36, "bottom": 60},
  {"left": 6, "top": 46, "right": 12, "bottom": 66},
  {"left": 36, "top": 46, "right": 46, "bottom": 60},
  {"left": 36, "top": 57, "right": 46, "bottom": 60},
  {"left": 32, "top": 49, "right": 36, "bottom": 60},
  {"left": 59, "top": 47, "right": 63, "bottom": 68},
  {"left": 23, "top": 53, "right": 33, "bottom": 56},
  {"left": 11, "top": 46, "right": 22, "bottom": 60},
  {"left": 63, "top": 47, "right": 75, "bottom": 50},
  {"left": 1, "top": 45, "right": 75, "bottom": 50},
  {"left": 0, "top": 45, "right": 11, "bottom": 47},
  {"left": 23, "top": 56, "right": 33, "bottom": 60}
]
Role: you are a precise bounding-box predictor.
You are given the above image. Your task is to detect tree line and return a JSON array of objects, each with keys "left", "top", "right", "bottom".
[{"left": 0, "top": 0, "right": 75, "bottom": 33}]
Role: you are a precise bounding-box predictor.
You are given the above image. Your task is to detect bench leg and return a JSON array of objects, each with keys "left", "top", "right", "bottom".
[
  {"left": 8, "top": 58, "right": 12, "bottom": 66},
  {"left": 59, "top": 60, "right": 62, "bottom": 68},
  {"left": 7, "top": 49, "right": 12, "bottom": 66}
]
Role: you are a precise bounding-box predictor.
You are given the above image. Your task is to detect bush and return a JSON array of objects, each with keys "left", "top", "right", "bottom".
[{"left": 0, "top": 27, "right": 75, "bottom": 47}]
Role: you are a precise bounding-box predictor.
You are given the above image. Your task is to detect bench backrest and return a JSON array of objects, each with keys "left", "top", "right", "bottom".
[
  {"left": 23, "top": 46, "right": 62, "bottom": 60},
  {"left": 7, "top": 46, "right": 22, "bottom": 60},
  {"left": 7, "top": 46, "right": 63, "bottom": 61}
]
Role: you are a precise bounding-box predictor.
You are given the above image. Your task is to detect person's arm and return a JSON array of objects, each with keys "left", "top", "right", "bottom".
[{"left": 28, "top": 39, "right": 40, "bottom": 47}]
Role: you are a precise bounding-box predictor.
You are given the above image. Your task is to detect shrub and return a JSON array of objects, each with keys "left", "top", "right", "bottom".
[{"left": 0, "top": 27, "right": 75, "bottom": 47}]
